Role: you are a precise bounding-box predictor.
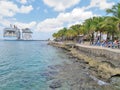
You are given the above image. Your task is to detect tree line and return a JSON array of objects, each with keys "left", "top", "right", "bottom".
[{"left": 52, "top": 3, "right": 120, "bottom": 42}]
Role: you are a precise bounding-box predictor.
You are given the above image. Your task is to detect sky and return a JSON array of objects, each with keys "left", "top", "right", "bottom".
[{"left": 0, "top": 0, "right": 119, "bottom": 40}]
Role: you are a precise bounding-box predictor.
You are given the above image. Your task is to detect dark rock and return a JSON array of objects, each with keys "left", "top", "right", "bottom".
[
  {"left": 22, "top": 80, "right": 28, "bottom": 83},
  {"left": 111, "top": 74, "right": 120, "bottom": 78},
  {"left": 46, "top": 76, "right": 55, "bottom": 81},
  {"left": 69, "top": 56, "right": 76, "bottom": 59},
  {"left": 48, "top": 66, "right": 57, "bottom": 70},
  {"left": 48, "top": 65, "right": 62, "bottom": 70},
  {"left": 66, "top": 52, "right": 72, "bottom": 55},
  {"left": 78, "top": 60, "right": 89, "bottom": 64},
  {"left": 49, "top": 80, "right": 62, "bottom": 89},
  {"left": 40, "top": 70, "right": 58, "bottom": 81},
  {"left": 40, "top": 72, "right": 50, "bottom": 77},
  {"left": 49, "top": 71, "right": 58, "bottom": 75},
  {"left": 54, "top": 65, "right": 62, "bottom": 69},
  {"left": 110, "top": 74, "right": 120, "bottom": 87}
]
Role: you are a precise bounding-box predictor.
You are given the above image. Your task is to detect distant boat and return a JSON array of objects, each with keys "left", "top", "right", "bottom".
[{"left": 3, "top": 25, "right": 33, "bottom": 40}]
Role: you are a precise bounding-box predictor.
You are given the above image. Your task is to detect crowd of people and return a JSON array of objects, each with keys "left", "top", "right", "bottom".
[
  {"left": 92, "top": 36, "right": 120, "bottom": 49},
  {"left": 78, "top": 35, "right": 120, "bottom": 49}
]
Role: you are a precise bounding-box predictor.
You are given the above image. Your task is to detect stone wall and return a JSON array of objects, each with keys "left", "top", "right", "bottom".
[{"left": 75, "top": 44, "right": 120, "bottom": 61}]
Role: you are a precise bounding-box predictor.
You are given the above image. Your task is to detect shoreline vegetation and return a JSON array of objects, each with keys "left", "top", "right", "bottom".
[
  {"left": 52, "top": 3, "right": 120, "bottom": 49},
  {"left": 48, "top": 41, "right": 120, "bottom": 89}
]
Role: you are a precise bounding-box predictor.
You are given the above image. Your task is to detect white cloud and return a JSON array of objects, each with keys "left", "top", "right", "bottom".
[
  {"left": 0, "top": 0, "right": 34, "bottom": 28},
  {"left": 0, "top": 1, "right": 33, "bottom": 17},
  {"left": 17, "top": 0, "right": 35, "bottom": 4},
  {"left": 37, "top": 7, "right": 98, "bottom": 32},
  {"left": 19, "top": 5, "right": 33, "bottom": 13},
  {"left": 57, "top": 8, "right": 96, "bottom": 23},
  {"left": 0, "top": 16, "right": 36, "bottom": 29},
  {"left": 88, "top": 0, "right": 114, "bottom": 10},
  {"left": 37, "top": 18, "right": 63, "bottom": 32},
  {"left": 14, "top": 21, "right": 37, "bottom": 29},
  {"left": 43, "top": 0, "right": 80, "bottom": 11},
  {"left": 19, "top": 0, "right": 27, "bottom": 4},
  {"left": 0, "top": 1, "right": 19, "bottom": 17},
  {"left": 0, "top": 17, "right": 12, "bottom": 27},
  {"left": 0, "top": 0, "right": 34, "bottom": 30}
]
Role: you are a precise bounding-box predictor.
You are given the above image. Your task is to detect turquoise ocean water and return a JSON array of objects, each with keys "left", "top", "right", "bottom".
[{"left": 0, "top": 41, "right": 69, "bottom": 90}]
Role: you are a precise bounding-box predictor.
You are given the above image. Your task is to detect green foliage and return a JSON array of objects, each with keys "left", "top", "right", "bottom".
[
  {"left": 106, "top": 3, "right": 120, "bottom": 18},
  {"left": 52, "top": 3, "right": 120, "bottom": 41}
]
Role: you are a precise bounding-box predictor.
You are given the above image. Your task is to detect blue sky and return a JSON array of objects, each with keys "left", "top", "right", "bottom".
[{"left": 0, "top": 0, "right": 119, "bottom": 40}]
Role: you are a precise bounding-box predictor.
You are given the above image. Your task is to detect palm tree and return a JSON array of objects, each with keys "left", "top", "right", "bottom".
[
  {"left": 65, "top": 29, "right": 78, "bottom": 40},
  {"left": 83, "top": 17, "right": 100, "bottom": 44},
  {"left": 100, "top": 16, "right": 120, "bottom": 40},
  {"left": 79, "top": 25, "right": 87, "bottom": 35},
  {"left": 57, "top": 28, "right": 67, "bottom": 41},
  {"left": 106, "top": 3, "right": 120, "bottom": 18},
  {"left": 69, "top": 24, "right": 82, "bottom": 41},
  {"left": 70, "top": 24, "right": 81, "bottom": 35},
  {"left": 106, "top": 3, "right": 120, "bottom": 38},
  {"left": 52, "top": 33, "right": 59, "bottom": 41},
  {"left": 100, "top": 17, "right": 113, "bottom": 40}
]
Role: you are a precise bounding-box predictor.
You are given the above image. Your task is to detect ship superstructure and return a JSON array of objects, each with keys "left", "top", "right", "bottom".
[{"left": 22, "top": 28, "right": 33, "bottom": 40}]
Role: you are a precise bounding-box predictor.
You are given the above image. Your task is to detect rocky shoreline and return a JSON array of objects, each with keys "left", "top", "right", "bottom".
[{"left": 47, "top": 41, "right": 120, "bottom": 90}]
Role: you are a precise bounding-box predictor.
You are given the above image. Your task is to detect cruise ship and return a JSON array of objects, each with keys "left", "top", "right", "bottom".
[{"left": 3, "top": 25, "right": 33, "bottom": 40}]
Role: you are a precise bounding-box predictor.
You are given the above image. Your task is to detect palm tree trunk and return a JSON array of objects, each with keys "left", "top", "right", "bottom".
[
  {"left": 112, "top": 32, "right": 114, "bottom": 41},
  {"left": 100, "top": 31, "right": 102, "bottom": 41},
  {"left": 107, "top": 32, "right": 110, "bottom": 40},
  {"left": 89, "top": 34, "right": 92, "bottom": 45},
  {"left": 118, "top": 23, "right": 120, "bottom": 40},
  {"left": 91, "top": 32, "right": 94, "bottom": 44}
]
